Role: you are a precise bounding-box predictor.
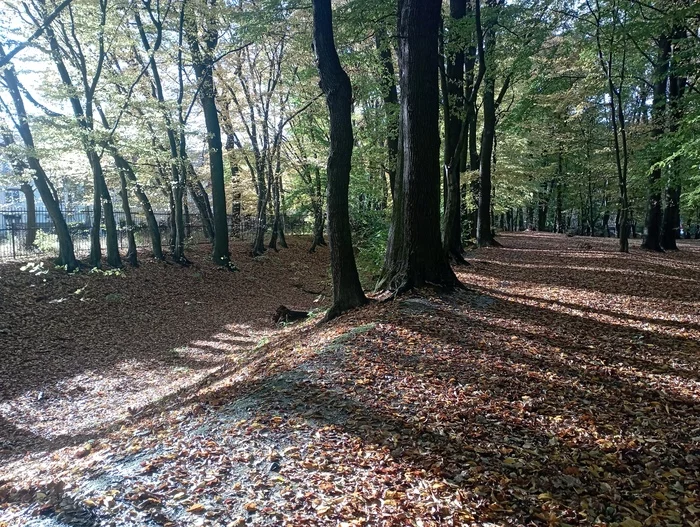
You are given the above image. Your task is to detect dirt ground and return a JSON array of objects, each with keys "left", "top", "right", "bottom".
[{"left": 1, "top": 233, "right": 699, "bottom": 527}]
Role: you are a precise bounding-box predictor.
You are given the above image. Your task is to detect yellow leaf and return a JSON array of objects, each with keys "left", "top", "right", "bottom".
[
  {"left": 186, "top": 503, "right": 205, "bottom": 513},
  {"left": 244, "top": 501, "right": 257, "bottom": 512},
  {"left": 619, "top": 519, "right": 642, "bottom": 527}
]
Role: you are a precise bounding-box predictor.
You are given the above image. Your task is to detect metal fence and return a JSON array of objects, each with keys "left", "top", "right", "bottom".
[{"left": 0, "top": 208, "right": 312, "bottom": 261}]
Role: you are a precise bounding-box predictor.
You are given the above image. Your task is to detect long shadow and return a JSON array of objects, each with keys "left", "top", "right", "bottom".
[
  {"left": 468, "top": 259, "right": 700, "bottom": 302},
  {"left": 392, "top": 292, "right": 700, "bottom": 384},
  {"left": 470, "top": 284, "right": 700, "bottom": 332}
]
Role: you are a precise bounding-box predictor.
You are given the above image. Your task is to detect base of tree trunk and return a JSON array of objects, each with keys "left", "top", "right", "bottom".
[
  {"left": 447, "top": 249, "right": 470, "bottom": 266},
  {"left": 477, "top": 237, "right": 501, "bottom": 248},
  {"left": 323, "top": 296, "right": 369, "bottom": 322},
  {"left": 640, "top": 241, "right": 664, "bottom": 252}
]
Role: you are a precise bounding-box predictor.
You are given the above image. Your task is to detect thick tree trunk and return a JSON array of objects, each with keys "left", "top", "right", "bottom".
[
  {"left": 642, "top": 36, "right": 669, "bottom": 252},
  {"left": 312, "top": 0, "right": 367, "bottom": 319},
  {"left": 380, "top": 0, "right": 461, "bottom": 292}
]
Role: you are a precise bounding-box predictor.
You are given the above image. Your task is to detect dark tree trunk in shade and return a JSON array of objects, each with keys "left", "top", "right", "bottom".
[
  {"left": 477, "top": 72, "right": 498, "bottom": 246},
  {"left": 225, "top": 133, "right": 242, "bottom": 235},
  {"left": 380, "top": 0, "right": 461, "bottom": 292},
  {"left": 118, "top": 170, "right": 138, "bottom": 267},
  {"left": 441, "top": 0, "right": 468, "bottom": 263},
  {"left": 375, "top": 29, "right": 399, "bottom": 201},
  {"left": 184, "top": 200, "right": 191, "bottom": 238},
  {"left": 662, "top": 29, "right": 686, "bottom": 251},
  {"left": 312, "top": 0, "right": 367, "bottom": 319},
  {"left": 95, "top": 103, "right": 164, "bottom": 260},
  {"left": 641, "top": 35, "right": 669, "bottom": 252},
  {"left": 0, "top": 127, "right": 38, "bottom": 249}
]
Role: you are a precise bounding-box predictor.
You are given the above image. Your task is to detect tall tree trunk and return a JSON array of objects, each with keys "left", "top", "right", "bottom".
[
  {"left": 186, "top": 165, "right": 216, "bottom": 243},
  {"left": 312, "top": 0, "right": 367, "bottom": 319},
  {"left": 0, "top": 128, "right": 39, "bottom": 249},
  {"left": 375, "top": 28, "right": 399, "bottom": 202},
  {"left": 662, "top": 28, "right": 686, "bottom": 251},
  {"left": 642, "top": 35, "right": 669, "bottom": 252},
  {"left": 477, "top": 73, "right": 498, "bottom": 246},
  {"left": 113, "top": 152, "right": 163, "bottom": 260},
  {"left": 225, "top": 133, "right": 242, "bottom": 236},
  {"left": 380, "top": 0, "right": 460, "bottom": 291},
  {"left": 185, "top": 4, "right": 232, "bottom": 268},
  {"left": 441, "top": 0, "right": 468, "bottom": 263}
]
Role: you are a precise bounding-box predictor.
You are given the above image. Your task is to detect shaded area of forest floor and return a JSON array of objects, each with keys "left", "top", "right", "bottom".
[{"left": 1, "top": 233, "right": 699, "bottom": 526}]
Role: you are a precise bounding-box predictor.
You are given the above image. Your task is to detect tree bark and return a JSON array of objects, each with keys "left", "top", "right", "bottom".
[
  {"left": 441, "top": 0, "right": 468, "bottom": 263},
  {"left": 641, "top": 35, "right": 669, "bottom": 252},
  {"left": 380, "top": 0, "right": 461, "bottom": 291},
  {"left": 312, "top": 0, "right": 367, "bottom": 319},
  {"left": 184, "top": 1, "right": 232, "bottom": 268}
]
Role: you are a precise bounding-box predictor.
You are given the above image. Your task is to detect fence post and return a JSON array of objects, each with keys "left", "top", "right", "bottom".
[{"left": 10, "top": 222, "right": 16, "bottom": 258}]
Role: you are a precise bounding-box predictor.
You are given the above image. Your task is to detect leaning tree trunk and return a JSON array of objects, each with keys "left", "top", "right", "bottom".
[
  {"left": 642, "top": 35, "right": 669, "bottom": 252},
  {"left": 186, "top": 167, "right": 215, "bottom": 243},
  {"left": 312, "top": 0, "right": 367, "bottom": 320},
  {"left": 380, "top": 0, "right": 461, "bottom": 292},
  {"left": 112, "top": 151, "right": 163, "bottom": 260},
  {"left": 0, "top": 48, "right": 78, "bottom": 270}
]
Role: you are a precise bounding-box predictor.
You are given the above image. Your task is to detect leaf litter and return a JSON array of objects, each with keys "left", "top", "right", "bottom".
[{"left": 1, "top": 233, "right": 699, "bottom": 526}]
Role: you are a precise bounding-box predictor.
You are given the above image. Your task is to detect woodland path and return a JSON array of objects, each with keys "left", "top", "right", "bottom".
[{"left": 1, "top": 233, "right": 699, "bottom": 526}]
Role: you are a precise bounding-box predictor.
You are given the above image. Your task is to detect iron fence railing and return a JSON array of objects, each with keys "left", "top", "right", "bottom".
[{"left": 0, "top": 208, "right": 312, "bottom": 261}]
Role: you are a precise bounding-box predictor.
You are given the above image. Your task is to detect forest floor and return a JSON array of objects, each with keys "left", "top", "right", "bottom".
[{"left": 1, "top": 233, "right": 699, "bottom": 527}]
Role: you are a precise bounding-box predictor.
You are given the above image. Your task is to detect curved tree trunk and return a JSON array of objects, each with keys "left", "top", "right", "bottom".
[{"left": 312, "top": 0, "right": 367, "bottom": 320}]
